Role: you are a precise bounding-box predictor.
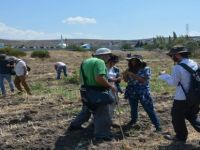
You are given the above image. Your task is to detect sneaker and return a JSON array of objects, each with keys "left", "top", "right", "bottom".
[
  {"left": 67, "top": 125, "right": 85, "bottom": 131},
  {"left": 164, "top": 134, "right": 186, "bottom": 143},
  {"left": 10, "top": 90, "right": 14, "bottom": 95},
  {"left": 111, "top": 123, "right": 120, "bottom": 128}
]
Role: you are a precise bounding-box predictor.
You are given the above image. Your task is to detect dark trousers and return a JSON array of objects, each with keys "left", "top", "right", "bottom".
[
  {"left": 70, "top": 104, "right": 112, "bottom": 138},
  {"left": 171, "top": 100, "right": 200, "bottom": 141},
  {"left": 56, "top": 66, "right": 67, "bottom": 79}
]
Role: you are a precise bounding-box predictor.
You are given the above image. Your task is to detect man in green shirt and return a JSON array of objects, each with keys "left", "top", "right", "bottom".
[{"left": 68, "top": 48, "right": 116, "bottom": 141}]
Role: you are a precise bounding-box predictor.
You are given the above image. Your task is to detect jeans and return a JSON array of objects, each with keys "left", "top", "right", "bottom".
[
  {"left": 70, "top": 104, "right": 92, "bottom": 127},
  {"left": 70, "top": 104, "right": 112, "bottom": 138},
  {"left": 108, "top": 89, "right": 118, "bottom": 122},
  {"left": 94, "top": 104, "right": 112, "bottom": 138},
  {"left": 128, "top": 93, "right": 161, "bottom": 129},
  {"left": 0, "top": 74, "right": 15, "bottom": 96},
  {"left": 56, "top": 66, "right": 67, "bottom": 79}
]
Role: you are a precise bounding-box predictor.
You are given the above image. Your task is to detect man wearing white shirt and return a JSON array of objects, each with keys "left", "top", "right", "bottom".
[
  {"left": 14, "top": 58, "right": 31, "bottom": 95},
  {"left": 54, "top": 62, "right": 67, "bottom": 80},
  {"left": 159, "top": 45, "right": 200, "bottom": 142}
]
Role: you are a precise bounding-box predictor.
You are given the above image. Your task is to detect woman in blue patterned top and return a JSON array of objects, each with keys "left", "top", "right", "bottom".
[{"left": 123, "top": 54, "right": 161, "bottom": 131}]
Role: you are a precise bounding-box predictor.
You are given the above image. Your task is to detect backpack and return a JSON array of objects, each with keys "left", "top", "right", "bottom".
[{"left": 179, "top": 63, "right": 200, "bottom": 106}]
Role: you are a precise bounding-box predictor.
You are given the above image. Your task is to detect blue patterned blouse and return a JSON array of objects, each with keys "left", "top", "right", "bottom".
[{"left": 125, "top": 66, "right": 151, "bottom": 97}]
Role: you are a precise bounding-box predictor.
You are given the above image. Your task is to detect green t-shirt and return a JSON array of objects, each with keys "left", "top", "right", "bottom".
[{"left": 80, "top": 57, "right": 107, "bottom": 87}]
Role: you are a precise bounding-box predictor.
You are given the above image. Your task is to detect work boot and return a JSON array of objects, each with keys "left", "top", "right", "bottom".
[
  {"left": 95, "top": 134, "right": 114, "bottom": 142},
  {"left": 164, "top": 134, "right": 186, "bottom": 143}
]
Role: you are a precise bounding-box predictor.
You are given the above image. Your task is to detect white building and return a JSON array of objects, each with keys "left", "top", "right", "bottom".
[{"left": 58, "top": 35, "right": 67, "bottom": 49}]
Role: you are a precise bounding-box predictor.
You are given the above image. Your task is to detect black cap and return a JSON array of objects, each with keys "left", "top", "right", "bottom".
[{"left": 126, "top": 54, "right": 144, "bottom": 62}]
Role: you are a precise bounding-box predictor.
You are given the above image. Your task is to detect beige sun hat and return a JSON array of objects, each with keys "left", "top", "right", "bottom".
[{"left": 93, "top": 48, "right": 112, "bottom": 56}]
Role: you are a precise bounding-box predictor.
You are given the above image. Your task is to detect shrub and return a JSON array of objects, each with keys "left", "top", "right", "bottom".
[
  {"left": 66, "top": 44, "right": 86, "bottom": 51},
  {"left": 31, "top": 50, "right": 50, "bottom": 58},
  {"left": 0, "top": 47, "right": 26, "bottom": 57},
  {"left": 65, "top": 70, "right": 79, "bottom": 84},
  {"left": 121, "top": 43, "right": 132, "bottom": 50}
]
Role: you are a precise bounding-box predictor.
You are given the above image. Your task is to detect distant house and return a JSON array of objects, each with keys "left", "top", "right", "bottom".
[
  {"left": 0, "top": 43, "right": 5, "bottom": 48},
  {"left": 80, "top": 43, "right": 91, "bottom": 50}
]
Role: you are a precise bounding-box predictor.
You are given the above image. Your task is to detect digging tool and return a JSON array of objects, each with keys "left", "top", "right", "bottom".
[{"left": 114, "top": 92, "right": 131, "bottom": 150}]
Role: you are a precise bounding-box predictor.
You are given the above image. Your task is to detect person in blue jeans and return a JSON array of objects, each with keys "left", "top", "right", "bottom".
[
  {"left": 54, "top": 62, "right": 67, "bottom": 80},
  {"left": 122, "top": 54, "right": 161, "bottom": 131},
  {"left": 0, "top": 54, "right": 15, "bottom": 97}
]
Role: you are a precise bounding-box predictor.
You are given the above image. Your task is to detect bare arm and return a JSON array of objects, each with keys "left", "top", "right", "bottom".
[{"left": 122, "top": 69, "right": 129, "bottom": 82}]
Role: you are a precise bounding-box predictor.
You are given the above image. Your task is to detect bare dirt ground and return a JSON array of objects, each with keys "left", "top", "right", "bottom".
[{"left": 0, "top": 50, "right": 199, "bottom": 150}]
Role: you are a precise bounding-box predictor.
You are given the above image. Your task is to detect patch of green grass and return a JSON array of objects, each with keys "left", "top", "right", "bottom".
[
  {"left": 49, "top": 87, "right": 80, "bottom": 100},
  {"left": 31, "top": 81, "right": 80, "bottom": 100},
  {"left": 31, "top": 82, "right": 46, "bottom": 92},
  {"left": 64, "top": 70, "right": 80, "bottom": 84},
  {"left": 150, "top": 78, "right": 174, "bottom": 94},
  {"left": 151, "top": 65, "right": 174, "bottom": 94}
]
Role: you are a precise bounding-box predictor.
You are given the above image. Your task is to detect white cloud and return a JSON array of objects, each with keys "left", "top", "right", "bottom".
[
  {"left": 62, "top": 16, "right": 96, "bottom": 24},
  {"left": 0, "top": 22, "right": 63, "bottom": 40},
  {"left": 189, "top": 31, "right": 200, "bottom": 36},
  {"left": 0, "top": 22, "right": 101, "bottom": 40}
]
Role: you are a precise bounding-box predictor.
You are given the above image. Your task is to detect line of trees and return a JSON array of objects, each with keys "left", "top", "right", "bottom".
[
  {"left": 120, "top": 32, "right": 200, "bottom": 53},
  {"left": 144, "top": 32, "right": 200, "bottom": 52}
]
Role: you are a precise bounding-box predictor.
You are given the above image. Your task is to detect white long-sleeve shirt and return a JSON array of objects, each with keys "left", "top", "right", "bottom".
[{"left": 159, "top": 58, "right": 198, "bottom": 100}]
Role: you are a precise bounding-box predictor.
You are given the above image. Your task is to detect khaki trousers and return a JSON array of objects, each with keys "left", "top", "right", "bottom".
[{"left": 14, "top": 75, "right": 31, "bottom": 94}]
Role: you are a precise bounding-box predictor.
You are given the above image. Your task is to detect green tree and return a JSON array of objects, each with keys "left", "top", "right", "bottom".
[
  {"left": 173, "top": 32, "right": 177, "bottom": 40},
  {"left": 166, "top": 36, "right": 173, "bottom": 49},
  {"left": 121, "top": 43, "right": 132, "bottom": 50}
]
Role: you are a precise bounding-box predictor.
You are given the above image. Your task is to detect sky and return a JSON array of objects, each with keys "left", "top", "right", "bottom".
[{"left": 0, "top": 0, "right": 200, "bottom": 40}]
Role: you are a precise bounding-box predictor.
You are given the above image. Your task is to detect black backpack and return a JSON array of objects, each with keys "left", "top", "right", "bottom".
[{"left": 179, "top": 63, "right": 200, "bottom": 106}]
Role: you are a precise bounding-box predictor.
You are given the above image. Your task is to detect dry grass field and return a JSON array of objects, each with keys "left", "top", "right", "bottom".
[{"left": 0, "top": 50, "right": 200, "bottom": 150}]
